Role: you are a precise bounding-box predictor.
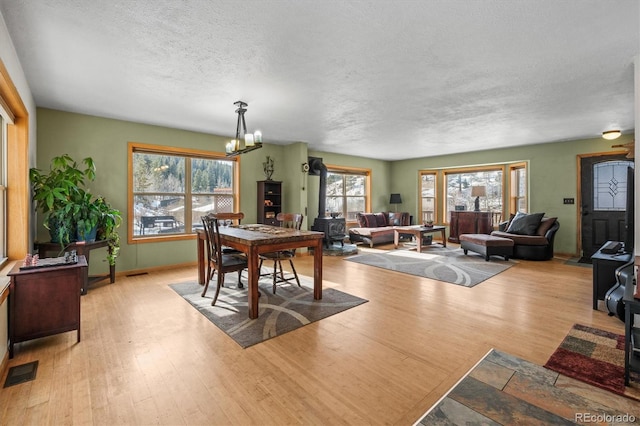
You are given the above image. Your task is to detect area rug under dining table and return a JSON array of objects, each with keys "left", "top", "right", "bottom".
[
  {"left": 169, "top": 271, "right": 367, "bottom": 348},
  {"left": 346, "top": 247, "right": 515, "bottom": 287}
]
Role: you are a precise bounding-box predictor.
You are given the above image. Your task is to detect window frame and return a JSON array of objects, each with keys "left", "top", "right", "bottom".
[
  {"left": 325, "top": 165, "right": 371, "bottom": 224},
  {"left": 509, "top": 162, "right": 528, "bottom": 214},
  {"left": 442, "top": 165, "right": 505, "bottom": 224},
  {"left": 128, "top": 142, "right": 239, "bottom": 244},
  {"left": 418, "top": 170, "right": 438, "bottom": 224}
]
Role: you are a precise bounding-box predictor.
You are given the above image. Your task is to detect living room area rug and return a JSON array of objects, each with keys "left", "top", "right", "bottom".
[
  {"left": 415, "top": 348, "right": 640, "bottom": 425},
  {"left": 169, "top": 272, "right": 367, "bottom": 348},
  {"left": 544, "top": 323, "right": 640, "bottom": 402},
  {"left": 345, "top": 247, "right": 515, "bottom": 287}
]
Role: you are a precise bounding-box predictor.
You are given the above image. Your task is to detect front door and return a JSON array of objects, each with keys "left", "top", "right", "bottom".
[{"left": 580, "top": 154, "right": 634, "bottom": 260}]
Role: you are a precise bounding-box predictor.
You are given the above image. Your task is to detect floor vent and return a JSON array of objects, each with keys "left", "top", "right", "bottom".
[{"left": 4, "top": 360, "right": 38, "bottom": 387}]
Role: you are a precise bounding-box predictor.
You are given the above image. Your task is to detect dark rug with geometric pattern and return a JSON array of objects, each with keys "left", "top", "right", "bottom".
[
  {"left": 416, "top": 348, "right": 640, "bottom": 425},
  {"left": 544, "top": 323, "right": 640, "bottom": 402},
  {"left": 169, "top": 272, "right": 367, "bottom": 348}
]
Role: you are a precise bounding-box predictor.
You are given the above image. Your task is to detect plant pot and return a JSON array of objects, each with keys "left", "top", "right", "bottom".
[{"left": 77, "top": 224, "right": 98, "bottom": 242}]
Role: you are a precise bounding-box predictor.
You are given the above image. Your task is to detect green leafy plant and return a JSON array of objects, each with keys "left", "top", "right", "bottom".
[
  {"left": 29, "top": 155, "right": 96, "bottom": 246},
  {"left": 29, "top": 155, "right": 122, "bottom": 265}
]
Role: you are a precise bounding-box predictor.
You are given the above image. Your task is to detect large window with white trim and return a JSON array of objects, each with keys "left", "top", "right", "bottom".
[{"left": 129, "top": 143, "right": 238, "bottom": 241}]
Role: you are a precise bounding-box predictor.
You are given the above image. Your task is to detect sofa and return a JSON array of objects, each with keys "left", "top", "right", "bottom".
[
  {"left": 348, "top": 212, "right": 411, "bottom": 247},
  {"left": 490, "top": 212, "right": 560, "bottom": 260}
]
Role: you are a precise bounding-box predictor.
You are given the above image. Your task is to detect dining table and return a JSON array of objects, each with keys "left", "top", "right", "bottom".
[{"left": 196, "top": 224, "right": 325, "bottom": 319}]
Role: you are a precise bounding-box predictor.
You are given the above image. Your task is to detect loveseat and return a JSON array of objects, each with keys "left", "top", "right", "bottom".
[
  {"left": 490, "top": 212, "right": 560, "bottom": 260},
  {"left": 348, "top": 212, "right": 411, "bottom": 247}
]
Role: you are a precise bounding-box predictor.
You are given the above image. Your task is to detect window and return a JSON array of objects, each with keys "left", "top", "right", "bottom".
[
  {"left": 593, "top": 160, "right": 634, "bottom": 211},
  {"left": 129, "top": 143, "right": 238, "bottom": 241},
  {"left": 509, "top": 163, "right": 527, "bottom": 213},
  {"left": 419, "top": 171, "right": 437, "bottom": 223},
  {"left": 325, "top": 167, "right": 370, "bottom": 221},
  {"left": 444, "top": 167, "right": 503, "bottom": 222},
  {"left": 0, "top": 109, "right": 9, "bottom": 262}
]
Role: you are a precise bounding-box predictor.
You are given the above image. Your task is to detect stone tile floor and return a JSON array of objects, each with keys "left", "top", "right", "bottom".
[{"left": 416, "top": 349, "right": 640, "bottom": 425}]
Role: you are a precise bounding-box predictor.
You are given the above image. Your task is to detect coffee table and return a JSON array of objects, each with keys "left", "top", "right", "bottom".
[{"left": 393, "top": 225, "right": 447, "bottom": 252}]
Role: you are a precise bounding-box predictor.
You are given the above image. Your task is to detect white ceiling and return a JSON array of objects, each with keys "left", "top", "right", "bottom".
[{"left": 0, "top": 0, "right": 638, "bottom": 160}]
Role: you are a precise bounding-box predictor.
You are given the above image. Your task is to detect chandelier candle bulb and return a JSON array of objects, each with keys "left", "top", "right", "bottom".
[
  {"left": 254, "top": 131, "right": 262, "bottom": 143},
  {"left": 245, "top": 134, "right": 254, "bottom": 146}
]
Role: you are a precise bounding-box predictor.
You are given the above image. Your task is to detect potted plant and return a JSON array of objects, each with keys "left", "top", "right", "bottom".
[
  {"left": 29, "top": 155, "right": 96, "bottom": 246},
  {"left": 94, "top": 196, "right": 122, "bottom": 266},
  {"left": 73, "top": 190, "right": 103, "bottom": 242}
]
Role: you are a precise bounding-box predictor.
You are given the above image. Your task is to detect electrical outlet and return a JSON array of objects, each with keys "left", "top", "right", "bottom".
[{"left": 563, "top": 198, "right": 575, "bottom": 204}]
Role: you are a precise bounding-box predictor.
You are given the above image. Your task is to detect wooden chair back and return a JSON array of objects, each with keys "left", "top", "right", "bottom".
[
  {"left": 214, "top": 212, "right": 244, "bottom": 226},
  {"left": 276, "top": 213, "right": 303, "bottom": 231},
  {"left": 201, "top": 213, "right": 224, "bottom": 268}
]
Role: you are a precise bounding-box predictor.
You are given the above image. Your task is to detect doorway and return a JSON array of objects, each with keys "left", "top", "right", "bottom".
[{"left": 579, "top": 154, "right": 634, "bottom": 261}]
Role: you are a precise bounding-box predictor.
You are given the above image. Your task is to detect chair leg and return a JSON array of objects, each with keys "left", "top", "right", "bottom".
[
  {"left": 288, "top": 259, "right": 301, "bottom": 287},
  {"left": 211, "top": 272, "right": 224, "bottom": 306},
  {"left": 237, "top": 269, "right": 243, "bottom": 289},
  {"left": 201, "top": 267, "right": 214, "bottom": 297},
  {"left": 272, "top": 260, "right": 278, "bottom": 294}
]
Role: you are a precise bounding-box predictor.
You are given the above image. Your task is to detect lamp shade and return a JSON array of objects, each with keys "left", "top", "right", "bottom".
[
  {"left": 389, "top": 193, "right": 402, "bottom": 204},
  {"left": 471, "top": 186, "right": 486, "bottom": 197}
]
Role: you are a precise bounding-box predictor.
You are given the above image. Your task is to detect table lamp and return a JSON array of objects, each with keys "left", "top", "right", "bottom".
[
  {"left": 390, "top": 193, "right": 402, "bottom": 212},
  {"left": 471, "top": 186, "right": 486, "bottom": 212}
]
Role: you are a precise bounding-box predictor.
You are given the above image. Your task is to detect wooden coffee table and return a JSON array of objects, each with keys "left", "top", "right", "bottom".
[{"left": 393, "top": 225, "right": 447, "bottom": 252}]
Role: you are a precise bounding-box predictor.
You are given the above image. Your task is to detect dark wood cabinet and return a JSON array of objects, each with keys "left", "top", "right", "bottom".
[
  {"left": 448, "top": 211, "right": 493, "bottom": 243},
  {"left": 257, "top": 180, "right": 282, "bottom": 226},
  {"left": 35, "top": 239, "right": 115, "bottom": 295},
  {"left": 8, "top": 256, "right": 87, "bottom": 358}
]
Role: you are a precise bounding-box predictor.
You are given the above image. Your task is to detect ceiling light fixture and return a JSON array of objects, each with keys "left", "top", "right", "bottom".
[
  {"left": 225, "top": 100, "right": 263, "bottom": 157},
  {"left": 602, "top": 130, "right": 621, "bottom": 140}
]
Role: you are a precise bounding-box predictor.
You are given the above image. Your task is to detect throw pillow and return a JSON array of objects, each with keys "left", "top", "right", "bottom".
[
  {"left": 506, "top": 212, "right": 545, "bottom": 236},
  {"left": 357, "top": 213, "right": 377, "bottom": 228},
  {"left": 374, "top": 213, "right": 387, "bottom": 227},
  {"left": 536, "top": 217, "right": 557, "bottom": 236}
]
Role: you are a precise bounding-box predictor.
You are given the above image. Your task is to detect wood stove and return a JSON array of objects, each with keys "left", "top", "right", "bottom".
[
  {"left": 308, "top": 157, "right": 347, "bottom": 248},
  {"left": 312, "top": 217, "right": 346, "bottom": 248}
]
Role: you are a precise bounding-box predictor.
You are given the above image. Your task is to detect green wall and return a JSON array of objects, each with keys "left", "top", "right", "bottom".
[
  {"left": 36, "top": 107, "right": 633, "bottom": 272},
  {"left": 35, "top": 108, "right": 291, "bottom": 273},
  {"left": 390, "top": 135, "right": 635, "bottom": 256}
]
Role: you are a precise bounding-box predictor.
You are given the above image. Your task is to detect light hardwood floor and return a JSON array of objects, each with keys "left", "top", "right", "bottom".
[{"left": 1, "top": 243, "right": 639, "bottom": 425}]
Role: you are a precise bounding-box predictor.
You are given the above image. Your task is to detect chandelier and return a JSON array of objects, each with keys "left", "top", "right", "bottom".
[{"left": 225, "top": 100, "right": 263, "bottom": 157}]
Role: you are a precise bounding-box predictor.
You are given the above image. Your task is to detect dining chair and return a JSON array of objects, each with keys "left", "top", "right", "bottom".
[
  {"left": 201, "top": 213, "right": 248, "bottom": 306},
  {"left": 258, "top": 212, "right": 304, "bottom": 294},
  {"left": 214, "top": 212, "right": 245, "bottom": 254}
]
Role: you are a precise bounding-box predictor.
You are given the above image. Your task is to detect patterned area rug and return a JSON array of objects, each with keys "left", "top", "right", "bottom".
[
  {"left": 345, "top": 247, "right": 515, "bottom": 287},
  {"left": 169, "top": 272, "right": 367, "bottom": 348},
  {"left": 416, "top": 348, "right": 640, "bottom": 424},
  {"left": 544, "top": 323, "right": 640, "bottom": 401}
]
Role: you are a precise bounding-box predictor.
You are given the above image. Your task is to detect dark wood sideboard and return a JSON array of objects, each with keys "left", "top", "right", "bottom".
[
  {"left": 448, "top": 211, "right": 493, "bottom": 243},
  {"left": 8, "top": 256, "right": 87, "bottom": 358}
]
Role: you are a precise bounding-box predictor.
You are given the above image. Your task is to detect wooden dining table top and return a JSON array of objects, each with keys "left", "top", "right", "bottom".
[{"left": 215, "top": 224, "right": 324, "bottom": 246}]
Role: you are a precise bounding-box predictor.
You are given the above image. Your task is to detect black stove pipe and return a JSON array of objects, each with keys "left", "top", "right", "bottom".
[{"left": 308, "top": 157, "right": 327, "bottom": 218}]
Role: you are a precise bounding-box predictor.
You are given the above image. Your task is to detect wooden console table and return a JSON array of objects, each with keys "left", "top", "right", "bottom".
[
  {"left": 35, "top": 239, "right": 115, "bottom": 295},
  {"left": 8, "top": 256, "right": 87, "bottom": 358},
  {"left": 448, "top": 211, "right": 492, "bottom": 243}
]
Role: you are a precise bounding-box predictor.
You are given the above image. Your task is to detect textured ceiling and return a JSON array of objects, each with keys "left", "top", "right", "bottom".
[{"left": 0, "top": 0, "right": 638, "bottom": 160}]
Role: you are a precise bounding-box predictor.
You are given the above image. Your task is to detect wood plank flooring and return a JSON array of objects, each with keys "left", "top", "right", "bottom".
[{"left": 1, "top": 244, "right": 639, "bottom": 425}]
